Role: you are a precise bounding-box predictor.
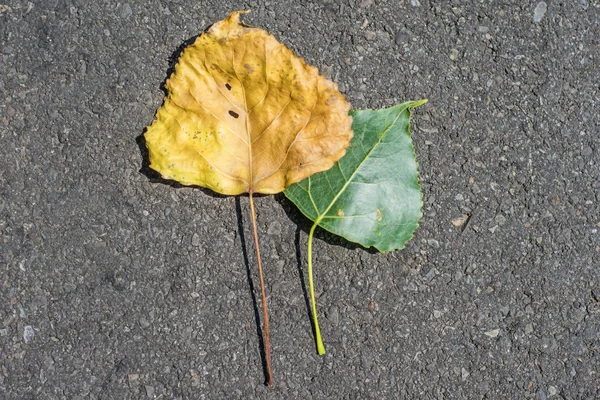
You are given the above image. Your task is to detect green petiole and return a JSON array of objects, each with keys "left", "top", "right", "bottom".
[{"left": 307, "top": 222, "right": 326, "bottom": 355}]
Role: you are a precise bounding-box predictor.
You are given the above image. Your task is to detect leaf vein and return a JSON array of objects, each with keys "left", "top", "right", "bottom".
[{"left": 312, "top": 109, "right": 406, "bottom": 224}]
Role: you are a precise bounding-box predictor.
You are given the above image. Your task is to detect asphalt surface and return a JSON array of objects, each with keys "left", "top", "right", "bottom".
[{"left": 1, "top": 1, "right": 599, "bottom": 399}]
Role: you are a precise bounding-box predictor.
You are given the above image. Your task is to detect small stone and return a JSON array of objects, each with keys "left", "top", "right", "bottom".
[
  {"left": 328, "top": 42, "right": 340, "bottom": 54},
  {"left": 139, "top": 317, "right": 150, "bottom": 328},
  {"left": 484, "top": 328, "right": 500, "bottom": 338},
  {"left": 477, "top": 26, "right": 489, "bottom": 33},
  {"left": 128, "top": 374, "right": 139, "bottom": 383},
  {"left": 275, "top": 259, "right": 285, "bottom": 275},
  {"left": 121, "top": 3, "right": 132, "bottom": 18},
  {"left": 461, "top": 368, "right": 470, "bottom": 381},
  {"left": 377, "top": 31, "right": 390, "bottom": 43},
  {"left": 433, "top": 310, "right": 443, "bottom": 318},
  {"left": 145, "top": 385, "right": 155, "bottom": 397},
  {"left": 359, "top": 0, "right": 373, "bottom": 7},
  {"left": 23, "top": 325, "right": 34, "bottom": 343},
  {"left": 427, "top": 239, "right": 440, "bottom": 249},
  {"left": 410, "top": 0, "right": 420, "bottom": 6},
  {"left": 478, "top": 381, "right": 490, "bottom": 392},
  {"left": 569, "top": 308, "right": 586, "bottom": 323},
  {"left": 267, "top": 221, "right": 282, "bottom": 235},
  {"left": 452, "top": 215, "right": 469, "bottom": 228},
  {"left": 191, "top": 369, "right": 201, "bottom": 386},
  {"left": 495, "top": 214, "right": 507, "bottom": 226},
  {"left": 536, "top": 389, "right": 547, "bottom": 400},
  {"left": 364, "top": 31, "right": 376, "bottom": 41},
  {"left": 0, "top": 328, "right": 7, "bottom": 336},
  {"left": 533, "top": 2, "right": 547, "bottom": 23},
  {"left": 548, "top": 386, "right": 557, "bottom": 396},
  {"left": 455, "top": 193, "right": 464, "bottom": 201},
  {"left": 394, "top": 30, "right": 408, "bottom": 46},
  {"left": 581, "top": 146, "right": 593, "bottom": 156},
  {"left": 540, "top": 336, "right": 557, "bottom": 353},
  {"left": 425, "top": 267, "right": 437, "bottom": 281},
  {"left": 449, "top": 48, "right": 459, "bottom": 61},
  {"left": 191, "top": 233, "right": 200, "bottom": 246}
]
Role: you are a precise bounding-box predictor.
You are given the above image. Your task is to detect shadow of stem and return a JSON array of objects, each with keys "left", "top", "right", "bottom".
[{"left": 235, "top": 197, "right": 270, "bottom": 385}]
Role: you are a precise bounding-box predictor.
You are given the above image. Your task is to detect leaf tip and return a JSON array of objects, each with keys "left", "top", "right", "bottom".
[{"left": 227, "top": 10, "right": 251, "bottom": 25}]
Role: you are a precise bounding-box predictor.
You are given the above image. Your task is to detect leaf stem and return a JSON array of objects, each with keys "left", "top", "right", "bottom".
[
  {"left": 249, "top": 192, "right": 273, "bottom": 386},
  {"left": 308, "top": 222, "right": 326, "bottom": 355}
]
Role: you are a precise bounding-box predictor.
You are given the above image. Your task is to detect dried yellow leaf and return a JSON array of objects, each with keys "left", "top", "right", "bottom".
[{"left": 145, "top": 11, "right": 353, "bottom": 195}]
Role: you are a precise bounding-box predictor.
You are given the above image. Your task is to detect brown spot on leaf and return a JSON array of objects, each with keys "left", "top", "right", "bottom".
[
  {"left": 229, "top": 110, "right": 239, "bottom": 118},
  {"left": 337, "top": 209, "right": 344, "bottom": 217},
  {"left": 377, "top": 209, "right": 382, "bottom": 221},
  {"left": 225, "top": 83, "right": 232, "bottom": 90}
]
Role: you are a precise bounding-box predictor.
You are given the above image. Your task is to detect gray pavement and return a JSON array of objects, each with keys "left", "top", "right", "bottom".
[{"left": 1, "top": 0, "right": 599, "bottom": 398}]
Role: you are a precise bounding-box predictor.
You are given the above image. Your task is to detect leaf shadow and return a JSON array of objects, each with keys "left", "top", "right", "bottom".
[{"left": 275, "top": 193, "right": 378, "bottom": 254}]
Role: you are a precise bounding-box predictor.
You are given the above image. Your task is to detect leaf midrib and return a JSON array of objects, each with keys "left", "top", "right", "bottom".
[{"left": 230, "top": 43, "right": 254, "bottom": 192}]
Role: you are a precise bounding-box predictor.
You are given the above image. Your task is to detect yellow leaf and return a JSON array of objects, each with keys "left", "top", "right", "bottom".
[{"left": 145, "top": 10, "right": 353, "bottom": 195}]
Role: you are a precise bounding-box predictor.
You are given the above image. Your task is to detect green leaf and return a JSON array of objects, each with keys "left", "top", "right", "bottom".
[
  {"left": 283, "top": 100, "right": 426, "bottom": 354},
  {"left": 285, "top": 100, "right": 426, "bottom": 251}
]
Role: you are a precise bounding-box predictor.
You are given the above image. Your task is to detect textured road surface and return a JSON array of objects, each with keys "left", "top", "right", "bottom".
[{"left": 1, "top": 1, "right": 599, "bottom": 399}]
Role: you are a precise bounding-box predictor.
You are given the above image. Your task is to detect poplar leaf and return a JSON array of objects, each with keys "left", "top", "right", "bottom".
[
  {"left": 144, "top": 10, "right": 353, "bottom": 195},
  {"left": 284, "top": 100, "right": 426, "bottom": 252}
]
